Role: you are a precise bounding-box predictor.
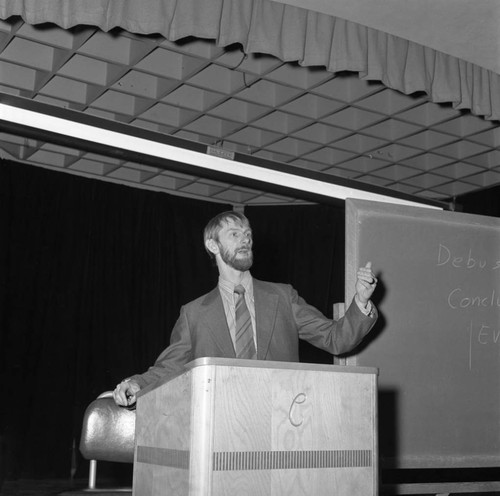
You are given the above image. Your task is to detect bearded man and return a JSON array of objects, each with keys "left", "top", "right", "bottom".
[{"left": 114, "top": 210, "right": 378, "bottom": 407}]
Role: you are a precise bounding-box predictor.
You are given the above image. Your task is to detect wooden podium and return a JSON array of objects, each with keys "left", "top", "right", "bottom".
[{"left": 133, "top": 358, "right": 378, "bottom": 496}]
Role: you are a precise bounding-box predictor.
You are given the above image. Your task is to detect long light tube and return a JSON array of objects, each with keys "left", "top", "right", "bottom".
[{"left": 0, "top": 102, "right": 443, "bottom": 209}]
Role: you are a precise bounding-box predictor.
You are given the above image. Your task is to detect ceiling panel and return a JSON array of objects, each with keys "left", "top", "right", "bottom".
[{"left": 0, "top": 18, "right": 499, "bottom": 207}]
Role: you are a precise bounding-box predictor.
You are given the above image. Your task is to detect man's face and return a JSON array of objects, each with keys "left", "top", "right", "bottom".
[{"left": 216, "top": 219, "right": 253, "bottom": 271}]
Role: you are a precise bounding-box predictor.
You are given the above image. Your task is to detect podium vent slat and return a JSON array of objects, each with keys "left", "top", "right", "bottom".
[{"left": 213, "top": 449, "right": 372, "bottom": 471}]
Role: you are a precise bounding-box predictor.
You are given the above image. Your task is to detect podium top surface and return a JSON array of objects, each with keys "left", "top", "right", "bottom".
[
  {"left": 138, "top": 358, "right": 378, "bottom": 398},
  {"left": 186, "top": 357, "right": 378, "bottom": 375}
]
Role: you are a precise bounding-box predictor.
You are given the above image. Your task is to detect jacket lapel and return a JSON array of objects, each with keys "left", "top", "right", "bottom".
[
  {"left": 201, "top": 288, "right": 236, "bottom": 357},
  {"left": 253, "top": 279, "right": 279, "bottom": 360}
]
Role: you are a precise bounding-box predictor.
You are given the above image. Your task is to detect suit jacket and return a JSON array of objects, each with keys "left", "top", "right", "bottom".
[{"left": 131, "top": 279, "right": 377, "bottom": 388}]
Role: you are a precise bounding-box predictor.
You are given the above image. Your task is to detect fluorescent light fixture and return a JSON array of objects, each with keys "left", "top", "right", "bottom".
[{"left": 0, "top": 102, "right": 443, "bottom": 209}]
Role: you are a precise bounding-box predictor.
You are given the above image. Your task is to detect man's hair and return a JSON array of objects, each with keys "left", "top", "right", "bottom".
[{"left": 203, "top": 210, "right": 250, "bottom": 260}]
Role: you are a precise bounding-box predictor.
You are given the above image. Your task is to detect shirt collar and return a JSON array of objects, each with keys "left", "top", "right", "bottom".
[{"left": 218, "top": 271, "right": 253, "bottom": 295}]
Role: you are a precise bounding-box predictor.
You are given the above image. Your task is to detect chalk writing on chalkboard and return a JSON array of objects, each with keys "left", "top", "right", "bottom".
[{"left": 435, "top": 244, "right": 500, "bottom": 371}]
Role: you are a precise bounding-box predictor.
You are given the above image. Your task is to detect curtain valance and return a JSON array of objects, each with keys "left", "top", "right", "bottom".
[{"left": 1, "top": 0, "right": 499, "bottom": 121}]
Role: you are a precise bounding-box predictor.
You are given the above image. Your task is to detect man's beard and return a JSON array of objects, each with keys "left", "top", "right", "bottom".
[{"left": 219, "top": 244, "right": 253, "bottom": 271}]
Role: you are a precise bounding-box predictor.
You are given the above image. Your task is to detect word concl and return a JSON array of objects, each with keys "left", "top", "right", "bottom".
[{"left": 448, "top": 288, "right": 500, "bottom": 309}]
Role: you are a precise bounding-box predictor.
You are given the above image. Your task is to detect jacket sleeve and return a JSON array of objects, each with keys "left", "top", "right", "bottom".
[
  {"left": 128, "top": 305, "right": 193, "bottom": 389},
  {"left": 290, "top": 287, "right": 378, "bottom": 355}
]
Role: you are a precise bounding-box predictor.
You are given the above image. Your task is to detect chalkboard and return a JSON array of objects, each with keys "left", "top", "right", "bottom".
[{"left": 345, "top": 199, "right": 500, "bottom": 469}]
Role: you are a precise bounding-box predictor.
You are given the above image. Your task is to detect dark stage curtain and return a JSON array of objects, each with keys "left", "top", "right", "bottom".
[
  {"left": 247, "top": 204, "right": 345, "bottom": 364},
  {"left": 455, "top": 185, "right": 500, "bottom": 217},
  {"left": 0, "top": 160, "right": 346, "bottom": 480},
  {"left": 0, "top": 160, "right": 229, "bottom": 479}
]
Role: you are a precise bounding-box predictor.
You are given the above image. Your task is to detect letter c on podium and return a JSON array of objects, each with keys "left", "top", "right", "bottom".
[{"left": 289, "top": 393, "right": 307, "bottom": 427}]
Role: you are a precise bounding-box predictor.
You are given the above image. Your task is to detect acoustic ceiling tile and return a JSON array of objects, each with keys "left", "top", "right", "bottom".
[
  {"left": 415, "top": 189, "right": 448, "bottom": 199},
  {"left": 362, "top": 119, "right": 422, "bottom": 141},
  {"left": 368, "top": 144, "right": 422, "bottom": 162},
  {"left": 333, "top": 134, "right": 389, "bottom": 154},
  {"left": 251, "top": 111, "right": 312, "bottom": 134},
  {"left": 264, "top": 63, "right": 333, "bottom": 90},
  {"left": 325, "top": 156, "right": 390, "bottom": 174},
  {"left": 84, "top": 152, "right": 122, "bottom": 165},
  {"left": 215, "top": 50, "right": 282, "bottom": 76},
  {"left": 130, "top": 118, "right": 176, "bottom": 135},
  {"left": 27, "top": 149, "right": 72, "bottom": 167},
  {"left": 207, "top": 99, "right": 270, "bottom": 123},
  {"left": 434, "top": 162, "right": 485, "bottom": 180},
  {"left": 463, "top": 169, "right": 500, "bottom": 187},
  {"left": 432, "top": 140, "right": 492, "bottom": 160},
  {"left": 112, "top": 70, "right": 178, "bottom": 99},
  {"left": 264, "top": 137, "right": 321, "bottom": 156},
  {"left": 400, "top": 153, "right": 457, "bottom": 171},
  {"left": 321, "top": 107, "right": 384, "bottom": 130},
  {"left": 432, "top": 181, "right": 479, "bottom": 197},
  {"left": 236, "top": 79, "right": 303, "bottom": 107},
  {"left": 43, "top": 143, "right": 83, "bottom": 159},
  {"left": 433, "top": 113, "right": 497, "bottom": 138},
  {"left": 58, "top": 54, "right": 114, "bottom": 86},
  {"left": 397, "top": 101, "right": 461, "bottom": 127},
  {"left": 209, "top": 140, "right": 246, "bottom": 154},
  {"left": 160, "top": 37, "right": 225, "bottom": 60},
  {"left": 182, "top": 115, "right": 243, "bottom": 138},
  {"left": 291, "top": 123, "right": 351, "bottom": 144},
  {"left": 403, "top": 173, "right": 449, "bottom": 189},
  {"left": 356, "top": 88, "right": 426, "bottom": 115},
  {"left": 211, "top": 188, "right": 262, "bottom": 204},
  {"left": 312, "top": 73, "right": 384, "bottom": 103},
  {"left": 171, "top": 129, "right": 214, "bottom": 144},
  {"left": 301, "top": 147, "right": 356, "bottom": 166},
  {"left": 143, "top": 174, "right": 181, "bottom": 190},
  {"left": 40, "top": 75, "right": 93, "bottom": 104},
  {"left": 468, "top": 127, "right": 500, "bottom": 147},
  {"left": 161, "top": 84, "right": 225, "bottom": 111},
  {"left": 107, "top": 166, "right": 158, "bottom": 183},
  {"left": 358, "top": 175, "right": 393, "bottom": 188},
  {"left": 118, "top": 160, "right": 159, "bottom": 173},
  {"left": 90, "top": 89, "right": 147, "bottom": 115},
  {"left": 466, "top": 149, "right": 500, "bottom": 168},
  {"left": 187, "top": 64, "right": 246, "bottom": 94},
  {"left": 0, "top": 144, "right": 18, "bottom": 160},
  {"left": 243, "top": 195, "right": 298, "bottom": 205},
  {"left": 0, "top": 37, "right": 57, "bottom": 71},
  {"left": 176, "top": 181, "right": 225, "bottom": 198},
  {"left": 0, "top": 60, "right": 36, "bottom": 91},
  {"left": 398, "top": 129, "right": 458, "bottom": 150},
  {"left": 370, "top": 164, "right": 420, "bottom": 181},
  {"left": 389, "top": 182, "right": 421, "bottom": 196},
  {"left": 0, "top": 132, "right": 35, "bottom": 147},
  {"left": 160, "top": 168, "right": 199, "bottom": 181},
  {"left": 288, "top": 157, "right": 330, "bottom": 171},
  {"left": 225, "top": 127, "right": 282, "bottom": 148},
  {"left": 135, "top": 47, "right": 208, "bottom": 80},
  {"left": 0, "top": 82, "right": 22, "bottom": 96},
  {"left": 83, "top": 106, "right": 131, "bottom": 123},
  {"left": 68, "top": 158, "right": 118, "bottom": 175},
  {"left": 251, "top": 149, "right": 295, "bottom": 163},
  {"left": 0, "top": 18, "right": 16, "bottom": 33},
  {"left": 322, "top": 166, "right": 362, "bottom": 180},
  {"left": 280, "top": 93, "right": 344, "bottom": 119},
  {"left": 139, "top": 102, "right": 199, "bottom": 127},
  {"left": 78, "top": 30, "right": 152, "bottom": 66},
  {"left": 15, "top": 22, "right": 79, "bottom": 49}
]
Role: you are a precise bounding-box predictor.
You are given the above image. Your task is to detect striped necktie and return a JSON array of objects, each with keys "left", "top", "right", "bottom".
[{"left": 233, "top": 285, "right": 257, "bottom": 359}]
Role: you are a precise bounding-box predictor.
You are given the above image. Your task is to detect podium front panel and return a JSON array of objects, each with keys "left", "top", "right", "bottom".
[{"left": 134, "top": 359, "right": 378, "bottom": 496}]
